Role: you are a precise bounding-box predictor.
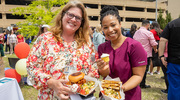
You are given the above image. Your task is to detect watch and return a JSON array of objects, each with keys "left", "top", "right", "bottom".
[{"left": 159, "top": 55, "right": 164, "bottom": 59}]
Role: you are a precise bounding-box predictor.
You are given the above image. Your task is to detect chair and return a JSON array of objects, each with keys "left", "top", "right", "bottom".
[{"left": 8, "top": 58, "right": 20, "bottom": 69}]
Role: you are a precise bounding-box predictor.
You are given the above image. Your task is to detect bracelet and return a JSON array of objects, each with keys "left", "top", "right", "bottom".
[{"left": 159, "top": 55, "right": 164, "bottom": 59}]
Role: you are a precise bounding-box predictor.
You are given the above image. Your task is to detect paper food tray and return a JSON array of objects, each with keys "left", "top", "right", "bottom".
[
  {"left": 66, "top": 72, "right": 98, "bottom": 97},
  {"left": 99, "top": 76, "right": 125, "bottom": 100},
  {"left": 78, "top": 76, "right": 98, "bottom": 97}
]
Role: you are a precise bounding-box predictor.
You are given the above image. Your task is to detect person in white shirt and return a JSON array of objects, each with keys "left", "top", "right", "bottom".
[{"left": 7, "top": 29, "right": 18, "bottom": 54}]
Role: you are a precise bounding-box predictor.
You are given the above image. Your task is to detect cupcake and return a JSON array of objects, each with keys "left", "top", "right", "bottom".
[{"left": 101, "top": 53, "right": 110, "bottom": 62}]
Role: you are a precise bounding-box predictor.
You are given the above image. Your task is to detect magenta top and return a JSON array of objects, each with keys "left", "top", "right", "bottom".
[
  {"left": 133, "top": 27, "right": 158, "bottom": 57},
  {"left": 98, "top": 38, "right": 147, "bottom": 100}
]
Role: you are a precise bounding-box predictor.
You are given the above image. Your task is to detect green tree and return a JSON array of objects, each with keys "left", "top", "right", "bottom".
[
  {"left": 157, "top": 9, "right": 172, "bottom": 29},
  {"left": 165, "top": 11, "right": 172, "bottom": 24},
  {"left": 10, "top": 0, "right": 68, "bottom": 38},
  {"left": 157, "top": 9, "right": 165, "bottom": 29}
]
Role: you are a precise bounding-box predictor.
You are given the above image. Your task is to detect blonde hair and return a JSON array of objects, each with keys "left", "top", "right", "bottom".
[
  {"left": 50, "top": 0, "right": 90, "bottom": 48},
  {"left": 95, "top": 25, "right": 103, "bottom": 34}
]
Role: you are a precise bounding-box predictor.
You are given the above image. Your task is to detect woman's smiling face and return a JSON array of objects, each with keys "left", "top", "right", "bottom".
[
  {"left": 62, "top": 7, "right": 82, "bottom": 34},
  {"left": 101, "top": 15, "right": 121, "bottom": 42}
]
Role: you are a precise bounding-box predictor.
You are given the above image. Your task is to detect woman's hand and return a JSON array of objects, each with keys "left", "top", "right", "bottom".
[
  {"left": 97, "top": 59, "right": 107, "bottom": 69},
  {"left": 47, "top": 78, "right": 74, "bottom": 100},
  {"left": 96, "top": 59, "right": 110, "bottom": 77},
  {"left": 87, "top": 72, "right": 95, "bottom": 77},
  {"left": 161, "top": 57, "right": 167, "bottom": 67}
]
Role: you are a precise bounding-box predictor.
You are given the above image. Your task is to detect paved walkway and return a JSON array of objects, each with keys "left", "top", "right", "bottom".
[{"left": 0, "top": 59, "right": 5, "bottom": 78}]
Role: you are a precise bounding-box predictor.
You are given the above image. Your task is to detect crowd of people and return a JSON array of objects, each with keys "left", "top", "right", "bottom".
[
  {"left": 0, "top": 24, "right": 50, "bottom": 60},
  {"left": 1, "top": 0, "right": 180, "bottom": 100}
]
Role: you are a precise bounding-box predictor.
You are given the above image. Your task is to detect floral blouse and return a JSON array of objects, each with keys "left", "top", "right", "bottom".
[{"left": 27, "top": 32, "right": 99, "bottom": 100}]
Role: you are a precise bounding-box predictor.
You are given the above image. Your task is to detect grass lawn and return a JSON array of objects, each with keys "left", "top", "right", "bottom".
[{"left": 1, "top": 44, "right": 167, "bottom": 100}]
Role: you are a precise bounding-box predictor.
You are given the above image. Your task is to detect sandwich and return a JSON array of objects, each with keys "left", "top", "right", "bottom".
[
  {"left": 67, "top": 72, "right": 86, "bottom": 85},
  {"left": 101, "top": 80, "right": 121, "bottom": 91},
  {"left": 101, "top": 80, "right": 122, "bottom": 99},
  {"left": 67, "top": 72, "right": 95, "bottom": 95}
]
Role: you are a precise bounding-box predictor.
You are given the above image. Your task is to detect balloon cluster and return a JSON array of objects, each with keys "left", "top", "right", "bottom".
[
  {"left": 14, "top": 42, "right": 30, "bottom": 75},
  {"left": 5, "top": 42, "right": 30, "bottom": 83}
]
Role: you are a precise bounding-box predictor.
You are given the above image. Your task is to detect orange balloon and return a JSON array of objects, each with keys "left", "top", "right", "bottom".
[
  {"left": 14, "top": 42, "right": 30, "bottom": 59},
  {"left": 5, "top": 69, "right": 21, "bottom": 83}
]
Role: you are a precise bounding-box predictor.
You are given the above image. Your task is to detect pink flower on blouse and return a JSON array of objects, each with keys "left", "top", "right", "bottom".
[{"left": 46, "top": 57, "right": 53, "bottom": 62}]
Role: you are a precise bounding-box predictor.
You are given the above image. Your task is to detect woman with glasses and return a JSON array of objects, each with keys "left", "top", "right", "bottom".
[{"left": 27, "top": 1, "right": 99, "bottom": 100}]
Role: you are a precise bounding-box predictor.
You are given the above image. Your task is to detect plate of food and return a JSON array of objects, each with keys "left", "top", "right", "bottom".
[
  {"left": 99, "top": 76, "right": 125, "bottom": 100},
  {"left": 67, "top": 72, "right": 98, "bottom": 97}
]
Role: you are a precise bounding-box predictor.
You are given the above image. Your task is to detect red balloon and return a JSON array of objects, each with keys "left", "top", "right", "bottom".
[
  {"left": 14, "top": 42, "right": 30, "bottom": 59},
  {"left": 5, "top": 69, "right": 21, "bottom": 83}
]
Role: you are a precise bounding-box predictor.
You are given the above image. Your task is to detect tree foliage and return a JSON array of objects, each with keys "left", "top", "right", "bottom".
[
  {"left": 10, "top": 0, "right": 68, "bottom": 38},
  {"left": 157, "top": 9, "right": 172, "bottom": 29}
]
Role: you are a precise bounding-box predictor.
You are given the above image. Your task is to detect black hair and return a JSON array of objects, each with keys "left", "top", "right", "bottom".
[
  {"left": 100, "top": 5, "right": 121, "bottom": 25},
  {"left": 130, "top": 24, "right": 137, "bottom": 37},
  {"left": 90, "top": 26, "right": 95, "bottom": 31},
  {"left": 142, "top": 20, "right": 150, "bottom": 26}
]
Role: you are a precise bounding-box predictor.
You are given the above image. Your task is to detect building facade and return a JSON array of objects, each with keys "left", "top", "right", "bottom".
[
  {"left": 167, "top": 0, "right": 180, "bottom": 19},
  {"left": 0, "top": 0, "right": 166, "bottom": 31}
]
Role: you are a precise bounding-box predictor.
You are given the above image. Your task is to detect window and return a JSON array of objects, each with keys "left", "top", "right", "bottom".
[
  {"left": 126, "top": 17, "right": 143, "bottom": 22},
  {"left": 6, "top": 14, "right": 26, "bottom": 19},
  {"left": 147, "top": 18, "right": 155, "bottom": 21},
  {"left": 114, "top": 6, "right": 123, "bottom": 10},
  {"left": 147, "top": 8, "right": 156, "bottom": 12},
  {"left": 0, "top": 13, "right": 2, "bottom": 19},
  {"left": 5, "top": 0, "right": 31, "bottom": 5},
  {"left": 88, "top": 16, "right": 98, "bottom": 21},
  {"left": 101, "top": 5, "right": 122, "bottom": 10},
  {"left": 84, "top": 4, "right": 98, "bottom": 9},
  {"left": 126, "top": 7, "right": 144, "bottom": 12}
]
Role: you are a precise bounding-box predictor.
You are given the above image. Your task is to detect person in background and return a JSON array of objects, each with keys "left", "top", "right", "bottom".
[
  {"left": 97, "top": 5, "right": 147, "bottom": 100},
  {"left": 13, "top": 29, "right": 18, "bottom": 36},
  {"left": 159, "top": 41, "right": 168, "bottom": 94},
  {"left": 133, "top": 20, "right": 158, "bottom": 88},
  {"left": 121, "top": 27, "right": 126, "bottom": 36},
  {"left": 89, "top": 26, "right": 95, "bottom": 42},
  {"left": 147, "top": 22, "right": 162, "bottom": 75},
  {"left": 159, "top": 18, "right": 180, "bottom": 99},
  {"left": 17, "top": 32, "right": 24, "bottom": 43},
  {"left": 93, "top": 25, "right": 105, "bottom": 51},
  {"left": 7, "top": 29, "right": 17, "bottom": 55},
  {"left": 126, "top": 24, "right": 137, "bottom": 38},
  {"left": 5, "top": 30, "right": 10, "bottom": 53},
  {"left": 26, "top": 1, "right": 99, "bottom": 100},
  {"left": 0, "top": 33, "right": 5, "bottom": 60},
  {"left": 37, "top": 24, "right": 50, "bottom": 37}
]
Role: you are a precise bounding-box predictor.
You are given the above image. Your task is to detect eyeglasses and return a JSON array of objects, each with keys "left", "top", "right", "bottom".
[{"left": 65, "top": 12, "right": 83, "bottom": 22}]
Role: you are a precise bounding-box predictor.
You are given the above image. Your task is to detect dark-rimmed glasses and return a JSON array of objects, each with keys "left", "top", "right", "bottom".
[{"left": 65, "top": 12, "right": 83, "bottom": 22}]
